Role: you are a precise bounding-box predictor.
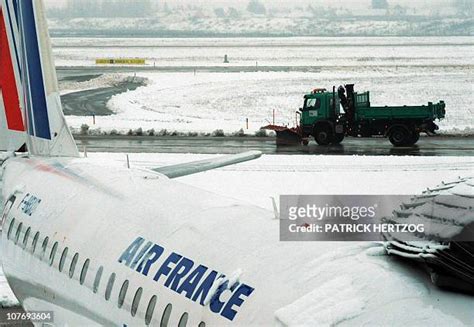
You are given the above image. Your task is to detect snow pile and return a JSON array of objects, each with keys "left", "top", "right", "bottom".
[{"left": 59, "top": 73, "right": 148, "bottom": 95}]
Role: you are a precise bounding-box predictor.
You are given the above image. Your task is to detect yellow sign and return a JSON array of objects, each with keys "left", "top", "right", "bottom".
[{"left": 96, "top": 58, "right": 146, "bottom": 65}]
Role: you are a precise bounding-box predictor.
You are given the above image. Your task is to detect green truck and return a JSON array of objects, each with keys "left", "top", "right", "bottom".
[{"left": 264, "top": 84, "right": 446, "bottom": 146}]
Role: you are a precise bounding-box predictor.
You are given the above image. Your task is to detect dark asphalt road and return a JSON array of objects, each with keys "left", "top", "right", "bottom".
[
  {"left": 74, "top": 135, "right": 474, "bottom": 156},
  {"left": 61, "top": 81, "right": 143, "bottom": 116}
]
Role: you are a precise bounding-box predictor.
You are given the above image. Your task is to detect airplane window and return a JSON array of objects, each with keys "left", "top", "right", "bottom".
[
  {"left": 49, "top": 242, "right": 59, "bottom": 266},
  {"left": 178, "top": 312, "right": 188, "bottom": 327},
  {"left": 69, "top": 253, "right": 79, "bottom": 278},
  {"left": 41, "top": 237, "right": 49, "bottom": 259},
  {"left": 105, "top": 273, "right": 116, "bottom": 301},
  {"left": 32, "top": 232, "right": 40, "bottom": 253},
  {"left": 14, "top": 222, "right": 23, "bottom": 245},
  {"left": 145, "top": 295, "right": 157, "bottom": 326},
  {"left": 80, "top": 259, "right": 90, "bottom": 285},
  {"left": 7, "top": 218, "right": 15, "bottom": 240},
  {"left": 93, "top": 266, "right": 104, "bottom": 294},
  {"left": 131, "top": 287, "right": 143, "bottom": 317},
  {"left": 160, "top": 303, "right": 172, "bottom": 327},
  {"left": 1, "top": 195, "right": 16, "bottom": 225},
  {"left": 118, "top": 280, "right": 129, "bottom": 309},
  {"left": 198, "top": 322, "right": 206, "bottom": 327},
  {"left": 59, "top": 247, "right": 68, "bottom": 272},
  {"left": 23, "top": 227, "right": 31, "bottom": 248}
]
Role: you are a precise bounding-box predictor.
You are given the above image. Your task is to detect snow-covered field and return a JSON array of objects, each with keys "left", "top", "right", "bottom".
[
  {"left": 90, "top": 153, "right": 474, "bottom": 209},
  {"left": 53, "top": 36, "right": 473, "bottom": 68},
  {"left": 1, "top": 154, "right": 473, "bottom": 324},
  {"left": 66, "top": 69, "right": 473, "bottom": 135},
  {"left": 58, "top": 36, "right": 473, "bottom": 135},
  {"left": 57, "top": 36, "right": 473, "bottom": 135}
]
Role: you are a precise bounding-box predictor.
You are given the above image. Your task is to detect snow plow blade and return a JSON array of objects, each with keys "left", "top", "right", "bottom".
[{"left": 262, "top": 125, "right": 307, "bottom": 146}]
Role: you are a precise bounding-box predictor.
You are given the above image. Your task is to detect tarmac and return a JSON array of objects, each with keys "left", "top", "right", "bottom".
[
  {"left": 61, "top": 81, "right": 143, "bottom": 116},
  {"left": 74, "top": 135, "right": 474, "bottom": 156}
]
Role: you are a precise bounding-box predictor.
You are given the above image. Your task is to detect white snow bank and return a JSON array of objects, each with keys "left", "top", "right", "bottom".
[{"left": 59, "top": 73, "right": 148, "bottom": 95}]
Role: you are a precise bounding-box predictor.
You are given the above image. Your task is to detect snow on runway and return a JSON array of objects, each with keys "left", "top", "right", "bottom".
[
  {"left": 60, "top": 36, "right": 474, "bottom": 136},
  {"left": 53, "top": 37, "right": 473, "bottom": 69}
]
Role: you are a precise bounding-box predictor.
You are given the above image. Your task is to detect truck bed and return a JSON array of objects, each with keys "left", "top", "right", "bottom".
[{"left": 356, "top": 101, "right": 446, "bottom": 121}]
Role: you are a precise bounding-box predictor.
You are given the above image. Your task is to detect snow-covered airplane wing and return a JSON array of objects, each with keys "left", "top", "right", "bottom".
[{"left": 153, "top": 151, "right": 262, "bottom": 178}]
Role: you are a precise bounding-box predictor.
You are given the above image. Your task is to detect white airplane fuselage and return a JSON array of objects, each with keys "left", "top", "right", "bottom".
[{"left": 1, "top": 156, "right": 326, "bottom": 326}]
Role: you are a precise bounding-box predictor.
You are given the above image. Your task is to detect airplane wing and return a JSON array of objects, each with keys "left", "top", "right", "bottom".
[{"left": 153, "top": 151, "right": 262, "bottom": 178}]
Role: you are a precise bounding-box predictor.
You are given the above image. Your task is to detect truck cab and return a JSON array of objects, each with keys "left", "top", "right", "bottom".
[
  {"left": 300, "top": 88, "right": 344, "bottom": 145},
  {"left": 301, "top": 89, "right": 340, "bottom": 123}
]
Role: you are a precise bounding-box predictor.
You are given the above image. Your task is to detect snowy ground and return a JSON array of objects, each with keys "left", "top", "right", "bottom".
[
  {"left": 58, "top": 36, "right": 473, "bottom": 135},
  {"left": 1, "top": 154, "right": 473, "bottom": 323},
  {"left": 52, "top": 36, "right": 473, "bottom": 68},
  {"left": 92, "top": 153, "right": 474, "bottom": 209},
  {"left": 66, "top": 69, "right": 473, "bottom": 135}
]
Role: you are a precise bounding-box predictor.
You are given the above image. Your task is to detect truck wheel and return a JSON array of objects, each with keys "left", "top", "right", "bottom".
[
  {"left": 404, "top": 131, "right": 420, "bottom": 146},
  {"left": 332, "top": 133, "right": 344, "bottom": 145},
  {"left": 314, "top": 126, "right": 333, "bottom": 145},
  {"left": 389, "top": 126, "right": 410, "bottom": 146},
  {"left": 407, "top": 132, "right": 420, "bottom": 146}
]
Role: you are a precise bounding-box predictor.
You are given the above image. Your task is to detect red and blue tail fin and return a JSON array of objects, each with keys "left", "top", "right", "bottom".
[
  {"left": 0, "top": 1, "right": 25, "bottom": 152},
  {"left": 0, "top": 0, "right": 78, "bottom": 157}
]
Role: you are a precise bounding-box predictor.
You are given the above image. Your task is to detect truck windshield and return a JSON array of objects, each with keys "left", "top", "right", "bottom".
[{"left": 305, "top": 98, "right": 320, "bottom": 110}]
